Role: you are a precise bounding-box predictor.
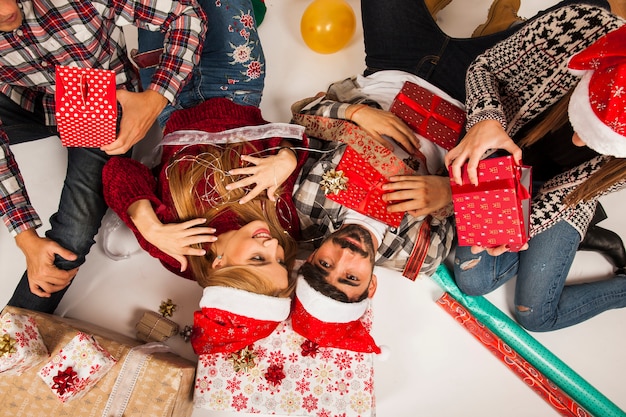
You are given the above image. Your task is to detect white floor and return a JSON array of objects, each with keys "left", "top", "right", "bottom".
[{"left": 1, "top": 1, "right": 625, "bottom": 416}]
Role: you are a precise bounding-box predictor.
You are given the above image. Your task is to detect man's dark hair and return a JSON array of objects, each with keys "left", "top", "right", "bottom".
[{"left": 298, "top": 261, "right": 369, "bottom": 303}]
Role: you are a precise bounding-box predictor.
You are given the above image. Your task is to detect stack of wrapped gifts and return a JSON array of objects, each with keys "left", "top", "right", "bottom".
[{"left": 0, "top": 306, "right": 195, "bottom": 417}]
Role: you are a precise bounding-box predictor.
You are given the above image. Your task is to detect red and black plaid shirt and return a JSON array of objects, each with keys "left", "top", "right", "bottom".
[{"left": 0, "top": 0, "right": 206, "bottom": 235}]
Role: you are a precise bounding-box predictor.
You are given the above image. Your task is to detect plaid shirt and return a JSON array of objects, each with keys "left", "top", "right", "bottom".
[
  {"left": 0, "top": 0, "right": 206, "bottom": 236},
  {"left": 294, "top": 143, "right": 454, "bottom": 278}
]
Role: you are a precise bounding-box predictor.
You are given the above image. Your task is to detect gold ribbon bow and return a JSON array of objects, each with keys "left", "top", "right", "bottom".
[
  {"left": 228, "top": 346, "right": 257, "bottom": 373},
  {"left": 0, "top": 334, "right": 17, "bottom": 357}
]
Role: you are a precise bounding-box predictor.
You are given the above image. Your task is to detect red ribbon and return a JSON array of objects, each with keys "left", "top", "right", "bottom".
[
  {"left": 52, "top": 366, "right": 78, "bottom": 396},
  {"left": 348, "top": 174, "right": 387, "bottom": 214},
  {"left": 300, "top": 340, "right": 319, "bottom": 358},
  {"left": 395, "top": 91, "right": 464, "bottom": 134},
  {"left": 264, "top": 364, "right": 286, "bottom": 386}
]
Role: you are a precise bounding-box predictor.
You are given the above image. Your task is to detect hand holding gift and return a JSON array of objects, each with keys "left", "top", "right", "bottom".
[
  {"left": 450, "top": 155, "right": 531, "bottom": 252},
  {"left": 389, "top": 80, "right": 466, "bottom": 152},
  {"left": 55, "top": 66, "right": 117, "bottom": 148}
]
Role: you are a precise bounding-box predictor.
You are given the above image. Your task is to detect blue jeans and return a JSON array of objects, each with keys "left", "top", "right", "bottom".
[
  {"left": 4, "top": 94, "right": 125, "bottom": 313},
  {"left": 454, "top": 221, "right": 626, "bottom": 331},
  {"left": 138, "top": 0, "right": 266, "bottom": 127},
  {"left": 360, "top": 0, "right": 610, "bottom": 102}
]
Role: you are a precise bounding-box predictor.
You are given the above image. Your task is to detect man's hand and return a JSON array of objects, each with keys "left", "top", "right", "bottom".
[
  {"left": 382, "top": 175, "right": 452, "bottom": 218},
  {"left": 348, "top": 105, "right": 420, "bottom": 154},
  {"left": 102, "top": 90, "right": 168, "bottom": 155},
  {"left": 15, "top": 229, "right": 78, "bottom": 298},
  {"left": 444, "top": 119, "right": 522, "bottom": 186}
]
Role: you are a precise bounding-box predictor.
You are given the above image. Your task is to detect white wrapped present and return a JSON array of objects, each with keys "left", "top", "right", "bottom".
[{"left": 38, "top": 331, "right": 117, "bottom": 402}]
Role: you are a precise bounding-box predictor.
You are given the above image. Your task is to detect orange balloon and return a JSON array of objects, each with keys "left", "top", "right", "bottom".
[{"left": 300, "top": 0, "right": 356, "bottom": 54}]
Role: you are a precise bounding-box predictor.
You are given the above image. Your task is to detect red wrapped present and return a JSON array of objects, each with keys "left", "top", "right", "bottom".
[
  {"left": 55, "top": 66, "right": 117, "bottom": 147},
  {"left": 389, "top": 81, "right": 466, "bottom": 151},
  {"left": 450, "top": 156, "right": 531, "bottom": 251},
  {"left": 323, "top": 145, "right": 404, "bottom": 227}
]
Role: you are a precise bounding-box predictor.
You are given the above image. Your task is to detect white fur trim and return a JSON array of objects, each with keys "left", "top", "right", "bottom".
[
  {"left": 296, "top": 275, "right": 368, "bottom": 323},
  {"left": 568, "top": 73, "right": 626, "bottom": 158},
  {"left": 199, "top": 286, "right": 290, "bottom": 321}
]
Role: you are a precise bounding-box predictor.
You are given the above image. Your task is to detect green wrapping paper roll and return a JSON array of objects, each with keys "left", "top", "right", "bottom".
[{"left": 431, "top": 265, "right": 626, "bottom": 417}]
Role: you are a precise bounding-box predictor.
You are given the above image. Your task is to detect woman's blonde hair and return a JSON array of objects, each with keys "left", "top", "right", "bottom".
[
  {"left": 518, "top": 90, "right": 626, "bottom": 206},
  {"left": 167, "top": 142, "right": 297, "bottom": 296}
]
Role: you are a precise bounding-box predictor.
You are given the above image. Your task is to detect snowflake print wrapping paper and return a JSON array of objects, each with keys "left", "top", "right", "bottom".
[
  {"left": 0, "top": 311, "right": 48, "bottom": 375},
  {"left": 55, "top": 66, "right": 117, "bottom": 148},
  {"left": 38, "top": 331, "right": 117, "bottom": 402},
  {"left": 450, "top": 156, "right": 532, "bottom": 251},
  {"left": 194, "top": 314, "right": 376, "bottom": 417}
]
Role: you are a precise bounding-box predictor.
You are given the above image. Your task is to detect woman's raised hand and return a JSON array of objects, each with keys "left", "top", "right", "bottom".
[
  {"left": 445, "top": 119, "right": 522, "bottom": 185},
  {"left": 128, "top": 200, "right": 216, "bottom": 271},
  {"left": 227, "top": 147, "right": 298, "bottom": 204}
]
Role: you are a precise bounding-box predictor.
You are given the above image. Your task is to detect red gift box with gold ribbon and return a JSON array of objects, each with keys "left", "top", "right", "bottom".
[
  {"left": 450, "top": 156, "right": 531, "bottom": 251},
  {"left": 390, "top": 81, "right": 466, "bottom": 151},
  {"left": 324, "top": 146, "right": 404, "bottom": 228}
]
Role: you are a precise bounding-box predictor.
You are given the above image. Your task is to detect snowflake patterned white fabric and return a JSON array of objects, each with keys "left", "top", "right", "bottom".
[
  {"left": 194, "top": 313, "right": 376, "bottom": 416},
  {"left": 0, "top": 311, "right": 48, "bottom": 375}
]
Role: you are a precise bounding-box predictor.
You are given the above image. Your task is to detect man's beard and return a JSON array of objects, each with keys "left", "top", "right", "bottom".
[{"left": 330, "top": 224, "right": 376, "bottom": 262}]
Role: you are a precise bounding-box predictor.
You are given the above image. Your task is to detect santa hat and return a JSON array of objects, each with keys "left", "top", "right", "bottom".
[
  {"left": 567, "top": 25, "right": 626, "bottom": 158},
  {"left": 291, "top": 275, "right": 382, "bottom": 354},
  {"left": 190, "top": 286, "right": 291, "bottom": 355}
]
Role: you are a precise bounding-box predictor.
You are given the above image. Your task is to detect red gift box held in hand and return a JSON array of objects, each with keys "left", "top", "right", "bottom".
[
  {"left": 390, "top": 81, "right": 466, "bottom": 151},
  {"left": 450, "top": 155, "right": 531, "bottom": 251},
  {"left": 55, "top": 66, "right": 117, "bottom": 147},
  {"left": 324, "top": 146, "right": 404, "bottom": 228}
]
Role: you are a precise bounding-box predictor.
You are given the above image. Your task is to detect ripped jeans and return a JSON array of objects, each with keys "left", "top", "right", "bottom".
[{"left": 453, "top": 220, "right": 626, "bottom": 332}]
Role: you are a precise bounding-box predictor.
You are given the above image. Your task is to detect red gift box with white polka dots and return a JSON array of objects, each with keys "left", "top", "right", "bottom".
[{"left": 55, "top": 66, "right": 117, "bottom": 148}]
